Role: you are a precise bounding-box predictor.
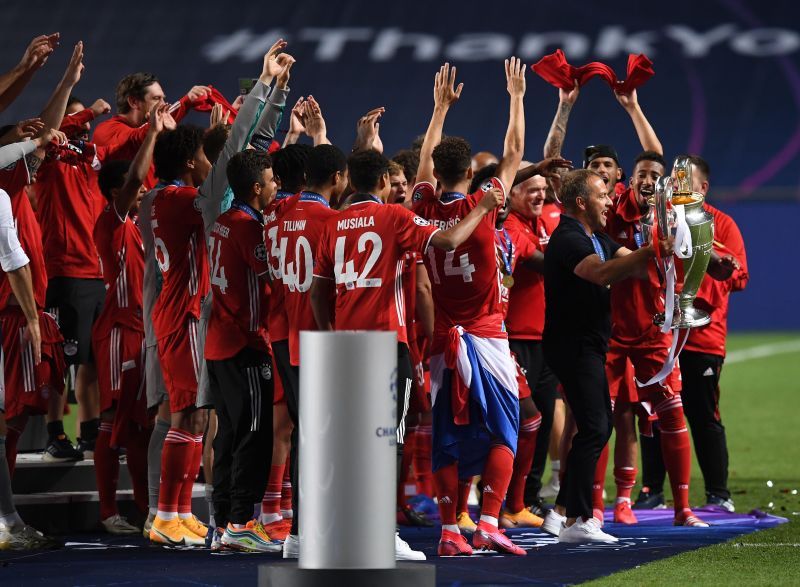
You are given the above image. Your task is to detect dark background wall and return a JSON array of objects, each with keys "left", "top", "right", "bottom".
[{"left": 1, "top": 0, "right": 798, "bottom": 329}]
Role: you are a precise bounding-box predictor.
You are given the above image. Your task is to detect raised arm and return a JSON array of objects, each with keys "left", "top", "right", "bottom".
[
  {"left": 614, "top": 89, "right": 662, "bottom": 155},
  {"left": 38, "top": 41, "right": 84, "bottom": 133},
  {"left": 416, "top": 63, "right": 463, "bottom": 188},
  {"left": 0, "top": 33, "right": 59, "bottom": 113},
  {"left": 494, "top": 57, "right": 526, "bottom": 193},
  {"left": 114, "top": 104, "right": 169, "bottom": 217},
  {"left": 302, "top": 96, "right": 331, "bottom": 146},
  {"left": 253, "top": 55, "right": 295, "bottom": 145},
  {"left": 352, "top": 107, "right": 385, "bottom": 153},
  {"left": 430, "top": 187, "right": 504, "bottom": 250},
  {"left": 543, "top": 81, "right": 579, "bottom": 159}
]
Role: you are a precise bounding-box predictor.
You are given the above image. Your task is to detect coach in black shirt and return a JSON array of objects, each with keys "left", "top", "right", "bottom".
[{"left": 541, "top": 169, "right": 669, "bottom": 543}]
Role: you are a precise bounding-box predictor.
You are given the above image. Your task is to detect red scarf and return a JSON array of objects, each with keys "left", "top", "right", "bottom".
[{"left": 532, "top": 49, "right": 654, "bottom": 94}]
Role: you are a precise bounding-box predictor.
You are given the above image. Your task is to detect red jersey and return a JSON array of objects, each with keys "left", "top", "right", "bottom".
[
  {"left": 497, "top": 218, "right": 537, "bottom": 322},
  {"left": 150, "top": 185, "right": 210, "bottom": 340},
  {"left": 277, "top": 192, "right": 338, "bottom": 365},
  {"left": 604, "top": 188, "right": 667, "bottom": 349},
  {"left": 93, "top": 99, "right": 189, "bottom": 189},
  {"left": 315, "top": 195, "right": 438, "bottom": 346},
  {"left": 264, "top": 192, "right": 299, "bottom": 343},
  {"left": 684, "top": 204, "right": 748, "bottom": 358},
  {"left": 412, "top": 179, "right": 505, "bottom": 351},
  {"left": 0, "top": 162, "right": 47, "bottom": 310},
  {"left": 504, "top": 212, "right": 551, "bottom": 338},
  {"left": 205, "top": 202, "right": 271, "bottom": 360},
  {"left": 92, "top": 205, "right": 144, "bottom": 334}
]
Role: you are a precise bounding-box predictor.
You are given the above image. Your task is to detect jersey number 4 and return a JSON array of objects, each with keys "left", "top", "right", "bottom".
[
  {"left": 208, "top": 236, "right": 228, "bottom": 294},
  {"left": 334, "top": 231, "right": 382, "bottom": 290},
  {"left": 427, "top": 248, "right": 475, "bottom": 284}
]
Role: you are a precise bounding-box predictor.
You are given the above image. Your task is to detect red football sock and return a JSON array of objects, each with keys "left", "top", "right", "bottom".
[
  {"left": 95, "top": 422, "right": 119, "bottom": 521},
  {"left": 457, "top": 477, "right": 473, "bottom": 515},
  {"left": 157, "top": 428, "right": 195, "bottom": 515},
  {"left": 398, "top": 426, "right": 416, "bottom": 507},
  {"left": 5, "top": 425, "right": 21, "bottom": 478},
  {"left": 414, "top": 424, "right": 433, "bottom": 496},
  {"left": 655, "top": 396, "right": 692, "bottom": 514},
  {"left": 262, "top": 464, "right": 284, "bottom": 515},
  {"left": 480, "top": 444, "right": 515, "bottom": 520},
  {"left": 280, "top": 455, "right": 293, "bottom": 513},
  {"left": 433, "top": 462, "right": 459, "bottom": 526},
  {"left": 507, "top": 415, "right": 541, "bottom": 512},
  {"left": 614, "top": 466, "right": 637, "bottom": 501},
  {"left": 593, "top": 443, "right": 610, "bottom": 511},
  {"left": 178, "top": 434, "right": 204, "bottom": 516},
  {"left": 126, "top": 424, "right": 151, "bottom": 515}
]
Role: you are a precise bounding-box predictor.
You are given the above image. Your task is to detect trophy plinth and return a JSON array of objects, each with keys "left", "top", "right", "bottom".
[{"left": 654, "top": 305, "right": 711, "bottom": 329}]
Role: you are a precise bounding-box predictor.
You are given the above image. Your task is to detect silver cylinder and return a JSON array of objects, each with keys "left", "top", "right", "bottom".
[{"left": 298, "top": 331, "right": 397, "bottom": 570}]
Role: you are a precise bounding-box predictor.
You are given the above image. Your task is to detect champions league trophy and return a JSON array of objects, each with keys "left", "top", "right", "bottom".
[{"left": 642, "top": 156, "right": 715, "bottom": 328}]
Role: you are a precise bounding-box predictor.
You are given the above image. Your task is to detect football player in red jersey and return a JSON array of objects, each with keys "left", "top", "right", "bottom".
[
  {"left": 146, "top": 42, "right": 293, "bottom": 546},
  {"left": 273, "top": 144, "right": 349, "bottom": 557},
  {"left": 311, "top": 148, "right": 504, "bottom": 560},
  {"left": 204, "top": 150, "right": 281, "bottom": 552},
  {"left": 90, "top": 104, "right": 170, "bottom": 534},
  {"left": 410, "top": 58, "right": 527, "bottom": 556}
]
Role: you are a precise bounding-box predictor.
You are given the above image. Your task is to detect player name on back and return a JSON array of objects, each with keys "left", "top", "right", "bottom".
[
  {"left": 337, "top": 216, "right": 375, "bottom": 230},
  {"left": 429, "top": 217, "right": 460, "bottom": 230},
  {"left": 211, "top": 222, "right": 230, "bottom": 238},
  {"left": 283, "top": 219, "right": 307, "bottom": 232}
]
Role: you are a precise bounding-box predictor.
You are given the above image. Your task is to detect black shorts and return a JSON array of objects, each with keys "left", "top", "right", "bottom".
[
  {"left": 509, "top": 339, "right": 559, "bottom": 401},
  {"left": 46, "top": 277, "right": 105, "bottom": 365}
]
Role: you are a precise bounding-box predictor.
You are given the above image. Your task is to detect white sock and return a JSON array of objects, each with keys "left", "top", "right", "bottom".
[
  {"left": 148, "top": 507, "right": 157, "bottom": 517},
  {"left": 551, "top": 459, "right": 560, "bottom": 473},
  {"left": 157, "top": 510, "right": 178, "bottom": 520},
  {"left": 616, "top": 497, "right": 631, "bottom": 504},
  {"left": 442, "top": 524, "right": 459, "bottom": 533},
  {"left": 260, "top": 512, "right": 282, "bottom": 525},
  {"left": 178, "top": 512, "right": 192, "bottom": 520},
  {"left": 479, "top": 515, "right": 498, "bottom": 527},
  {"left": 0, "top": 511, "right": 24, "bottom": 530},
  {"left": 280, "top": 509, "right": 293, "bottom": 519},
  {"left": 231, "top": 522, "right": 246, "bottom": 530}
]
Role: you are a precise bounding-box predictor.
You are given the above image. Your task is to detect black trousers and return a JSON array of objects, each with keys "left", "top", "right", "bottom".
[
  {"left": 207, "top": 346, "right": 274, "bottom": 526},
  {"left": 640, "top": 351, "right": 729, "bottom": 499},
  {"left": 510, "top": 339, "right": 560, "bottom": 505},
  {"left": 546, "top": 342, "right": 612, "bottom": 520}
]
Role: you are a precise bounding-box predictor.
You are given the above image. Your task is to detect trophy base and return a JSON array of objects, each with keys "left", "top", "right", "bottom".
[{"left": 654, "top": 306, "right": 711, "bottom": 329}]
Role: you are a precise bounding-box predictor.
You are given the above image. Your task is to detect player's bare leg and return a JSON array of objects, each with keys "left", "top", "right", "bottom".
[{"left": 540, "top": 398, "right": 564, "bottom": 499}]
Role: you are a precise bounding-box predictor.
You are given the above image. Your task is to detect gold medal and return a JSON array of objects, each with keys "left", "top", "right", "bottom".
[{"left": 502, "top": 274, "right": 515, "bottom": 288}]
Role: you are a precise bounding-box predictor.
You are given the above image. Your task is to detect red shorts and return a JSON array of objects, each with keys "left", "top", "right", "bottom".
[
  {"left": 511, "top": 352, "right": 532, "bottom": 400},
  {"left": 0, "top": 308, "right": 65, "bottom": 419},
  {"left": 157, "top": 317, "right": 201, "bottom": 413},
  {"left": 606, "top": 344, "right": 682, "bottom": 405},
  {"left": 408, "top": 342, "right": 431, "bottom": 414},
  {"left": 93, "top": 325, "right": 149, "bottom": 444}
]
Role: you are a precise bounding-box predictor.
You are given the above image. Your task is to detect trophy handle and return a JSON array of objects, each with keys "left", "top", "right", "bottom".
[{"left": 654, "top": 175, "right": 673, "bottom": 240}]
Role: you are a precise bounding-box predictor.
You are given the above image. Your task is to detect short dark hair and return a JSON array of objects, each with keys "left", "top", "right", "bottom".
[
  {"left": 469, "top": 163, "right": 498, "bottom": 193},
  {"left": 97, "top": 160, "right": 131, "bottom": 202},
  {"left": 677, "top": 154, "right": 710, "bottom": 182},
  {"left": 271, "top": 144, "right": 312, "bottom": 193},
  {"left": 66, "top": 95, "right": 83, "bottom": 109},
  {"left": 432, "top": 136, "right": 471, "bottom": 185},
  {"left": 203, "top": 124, "right": 231, "bottom": 165},
  {"left": 560, "top": 169, "right": 603, "bottom": 210},
  {"left": 347, "top": 149, "right": 390, "bottom": 193},
  {"left": 306, "top": 144, "right": 347, "bottom": 187},
  {"left": 632, "top": 150, "right": 666, "bottom": 172},
  {"left": 153, "top": 125, "right": 205, "bottom": 183},
  {"left": 226, "top": 150, "right": 272, "bottom": 200},
  {"left": 392, "top": 149, "right": 419, "bottom": 182},
  {"left": 115, "top": 72, "right": 159, "bottom": 114}
]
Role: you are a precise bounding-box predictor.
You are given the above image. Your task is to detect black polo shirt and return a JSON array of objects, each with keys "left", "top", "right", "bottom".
[{"left": 543, "top": 214, "right": 622, "bottom": 352}]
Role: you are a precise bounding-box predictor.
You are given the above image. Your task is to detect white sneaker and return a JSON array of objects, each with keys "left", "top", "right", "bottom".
[
  {"left": 539, "top": 476, "right": 560, "bottom": 500},
  {"left": 0, "top": 525, "right": 62, "bottom": 550},
  {"left": 102, "top": 514, "right": 140, "bottom": 535},
  {"left": 395, "top": 532, "right": 426, "bottom": 561},
  {"left": 283, "top": 533, "right": 299, "bottom": 559},
  {"left": 558, "top": 517, "right": 618, "bottom": 543},
  {"left": 541, "top": 509, "right": 566, "bottom": 537}
]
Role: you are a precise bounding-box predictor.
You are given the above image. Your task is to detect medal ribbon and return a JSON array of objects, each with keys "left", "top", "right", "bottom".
[
  {"left": 230, "top": 199, "right": 264, "bottom": 223},
  {"left": 441, "top": 191, "right": 467, "bottom": 204},
  {"left": 299, "top": 191, "right": 330, "bottom": 207},
  {"left": 495, "top": 229, "right": 514, "bottom": 276}
]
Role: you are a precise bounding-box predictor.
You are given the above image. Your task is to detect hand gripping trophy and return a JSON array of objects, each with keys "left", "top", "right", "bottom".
[{"left": 642, "top": 156, "right": 715, "bottom": 330}]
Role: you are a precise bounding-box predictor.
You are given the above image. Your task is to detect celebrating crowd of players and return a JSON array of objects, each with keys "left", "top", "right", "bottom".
[{"left": 0, "top": 33, "right": 747, "bottom": 556}]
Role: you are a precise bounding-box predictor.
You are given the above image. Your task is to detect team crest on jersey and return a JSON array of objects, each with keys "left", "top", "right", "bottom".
[
  {"left": 254, "top": 243, "right": 268, "bottom": 262},
  {"left": 412, "top": 189, "right": 423, "bottom": 202},
  {"left": 64, "top": 339, "right": 79, "bottom": 357},
  {"left": 480, "top": 180, "right": 494, "bottom": 192},
  {"left": 412, "top": 216, "right": 430, "bottom": 226},
  {"left": 261, "top": 363, "right": 272, "bottom": 380}
]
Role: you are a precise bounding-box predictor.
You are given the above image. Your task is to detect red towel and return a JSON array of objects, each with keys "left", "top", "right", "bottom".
[
  {"left": 190, "top": 85, "right": 238, "bottom": 124},
  {"left": 532, "top": 49, "right": 654, "bottom": 94}
]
